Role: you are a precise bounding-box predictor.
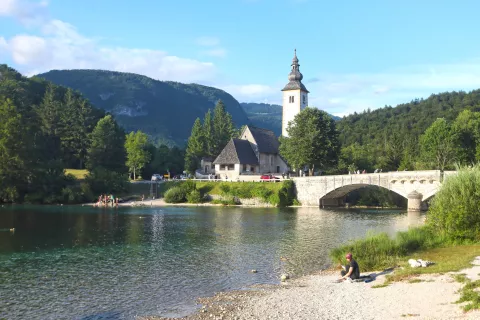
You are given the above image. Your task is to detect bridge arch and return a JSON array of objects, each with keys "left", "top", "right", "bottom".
[{"left": 293, "top": 170, "right": 445, "bottom": 211}]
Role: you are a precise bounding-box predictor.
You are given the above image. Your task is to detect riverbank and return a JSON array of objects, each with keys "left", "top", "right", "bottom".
[{"left": 142, "top": 257, "right": 480, "bottom": 320}]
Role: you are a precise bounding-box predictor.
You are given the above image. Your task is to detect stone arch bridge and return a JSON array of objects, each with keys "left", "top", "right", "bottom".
[{"left": 292, "top": 170, "right": 457, "bottom": 211}]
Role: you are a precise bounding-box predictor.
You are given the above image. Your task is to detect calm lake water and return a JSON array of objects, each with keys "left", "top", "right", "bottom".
[{"left": 0, "top": 205, "right": 424, "bottom": 320}]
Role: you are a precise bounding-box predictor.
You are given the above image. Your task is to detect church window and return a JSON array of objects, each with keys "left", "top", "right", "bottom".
[
  {"left": 243, "top": 164, "right": 247, "bottom": 172},
  {"left": 228, "top": 164, "right": 234, "bottom": 170},
  {"left": 303, "top": 95, "right": 306, "bottom": 104},
  {"left": 292, "top": 96, "right": 294, "bottom": 103}
]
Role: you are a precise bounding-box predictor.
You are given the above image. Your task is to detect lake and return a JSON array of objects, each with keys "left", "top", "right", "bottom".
[{"left": 0, "top": 205, "right": 424, "bottom": 319}]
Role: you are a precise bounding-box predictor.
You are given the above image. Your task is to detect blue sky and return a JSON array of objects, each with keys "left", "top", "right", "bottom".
[{"left": 1, "top": 0, "right": 480, "bottom": 116}]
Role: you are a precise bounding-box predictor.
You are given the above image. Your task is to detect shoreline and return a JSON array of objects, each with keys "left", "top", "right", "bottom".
[
  {"left": 141, "top": 259, "right": 480, "bottom": 320},
  {"left": 89, "top": 199, "right": 406, "bottom": 209}
]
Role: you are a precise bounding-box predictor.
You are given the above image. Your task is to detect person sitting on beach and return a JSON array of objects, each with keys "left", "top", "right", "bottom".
[{"left": 339, "top": 252, "right": 360, "bottom": 281}]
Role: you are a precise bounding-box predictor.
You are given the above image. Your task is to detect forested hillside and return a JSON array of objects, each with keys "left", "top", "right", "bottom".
[
  {"left": 335, "top": 90, "right": 480, "bottom": 173},
  {"left": 37, "top": 69, "right": 249, "bottom": 146},
  {"left": 241, "top": 102, "right": 341, "bottom": 136},
  {"left": 0, "top": 65, "right": 112, "bottom": 203}
]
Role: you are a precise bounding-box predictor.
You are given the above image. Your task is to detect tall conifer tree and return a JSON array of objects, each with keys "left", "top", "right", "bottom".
[
  {"left": 203, "top": 109, "right": 214, "bottom": 157},
  {"left": 212, "top": 100, "right": 235, "bottom": 155},
  {"left": 185, "top": 118, "right": 205, "bottom": 174}
]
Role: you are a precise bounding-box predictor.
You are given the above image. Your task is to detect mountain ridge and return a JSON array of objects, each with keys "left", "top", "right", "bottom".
[
  {"left": 242, "top": 102, "right": 341, "bottom": 136},
  {"left": 36, "top": 69, "right": 249, "bottom": 146}
]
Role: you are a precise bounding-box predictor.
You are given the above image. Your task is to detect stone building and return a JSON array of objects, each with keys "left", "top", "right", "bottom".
[
  {"left": 207, "top": 50, "right": 309, "bottom": 179},
  {"left": 213, "top": 125, "right": 288, "bottom": 180},
  {"left": 282, "top": 49, "right": 309, "bottom": 137}
]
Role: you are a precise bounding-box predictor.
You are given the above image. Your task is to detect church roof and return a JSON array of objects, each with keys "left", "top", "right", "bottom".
[
  {"left": 281, "top": 49, "right": 309, "bottom": 93},
  {"left": 213, "top": 139, "right": 259, "bottom": 165},
  {"left": 281, "top": 80, "right": 309, "bottom": 92},
  {"left": 248, "top": 126, "right": 280, "bottom": 154}
]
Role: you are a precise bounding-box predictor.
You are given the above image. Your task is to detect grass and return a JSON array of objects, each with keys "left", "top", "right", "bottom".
[
  {"left": 65, "top": 169, "right": 88, "bottom": 180},
  {"left": 456, "top": 279, "right": 480, "bottom": 311},
  {"left": 195, "top": 181, "right": 284, "bottom": 197},
  {"left": 386, "top": 245, "right": 480, "bottom": 282},
  {"left": 408, "top": 279, "right": 424, "bottom": 283}
]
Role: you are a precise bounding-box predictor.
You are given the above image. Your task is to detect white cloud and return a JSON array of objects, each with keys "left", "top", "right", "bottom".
[
  {"left": 195, "top": 36, "right": 226, "bottom": 58},
  {"left": 0, "top": 36, "right": 7, "bottom": 51},
  {"left": 2, "top": 16, "right": 217, "bottom": 83},
  {"left": 0, "top": 0, "right": 48, "bottom": 25},
  {"left": 202, "top": 48, "right": 227, "bottom": 58},
  {"left": 221, "top": 84, "right": 277, "bottom": 102},
  {"left": 222, "top": 60, "right": 480, "bottom": 117},
  {"left": 195, "top": 36, "right": 220, "bottom": 47}
]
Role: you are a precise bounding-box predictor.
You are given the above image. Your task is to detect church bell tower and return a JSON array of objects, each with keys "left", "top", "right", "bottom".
[{"left": 281, "top": 49, "right": 309, "bottom": 137}]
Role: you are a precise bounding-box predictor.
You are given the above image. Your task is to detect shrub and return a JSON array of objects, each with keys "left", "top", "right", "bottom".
[
  {"left": 251, "top": 186, "right": 272, "bottom": 200},
  {"left": 186, "top": 190, "right": 203, "bottom": 203},
  {"left": 330, "top": 232, "right": 399, "bottom": 271},
  {"left": 164, "top": 186, "right": 187, "bottom": 203},
  {"left": 278, "top": 180, "right": 296, "bottom": 207},
  {"left": 330, "top": 226, "right": 445, "bottom": 271},
  {"left": 85, "top": 168, "right": 129, "bottom": 195},
  {"left": 219, "top": 183, "right": 231, "bottom": 195},
  {"left": 428, "top": 165, "right": 480, "bottom": 241},
  {"left": 181, "top": 180, "right": 197, "bottom": 194}
]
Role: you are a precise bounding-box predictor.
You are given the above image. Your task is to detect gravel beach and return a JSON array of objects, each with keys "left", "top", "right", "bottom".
[{"left": 143, "top": 258, "right": 480, "bottom": 320}]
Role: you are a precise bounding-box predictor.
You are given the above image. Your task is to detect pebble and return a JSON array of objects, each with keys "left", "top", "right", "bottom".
[{"left": 250, "top": 269, "right": 257, "bottom": 273}]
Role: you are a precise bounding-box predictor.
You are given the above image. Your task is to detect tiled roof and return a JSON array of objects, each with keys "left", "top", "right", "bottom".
[
  {"left": 213, "top": 139, "right": 259, "bottom": 165},
  {"left": 248, "top": 126, "right": 280, "bottom": 154},
  {"left": 281, "top": 80, "right": 309, "bottom": 92}
]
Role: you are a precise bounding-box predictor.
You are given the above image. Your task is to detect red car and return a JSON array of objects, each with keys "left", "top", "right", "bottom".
[{"left": 260, "top": 174, "right": 280, "bottom": 181}]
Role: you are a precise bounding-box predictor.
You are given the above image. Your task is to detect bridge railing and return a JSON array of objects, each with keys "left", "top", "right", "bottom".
[{"left": 292, "top": 170, "right": 442, "bottom": 179}]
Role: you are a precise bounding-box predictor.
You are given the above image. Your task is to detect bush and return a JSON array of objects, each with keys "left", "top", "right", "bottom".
[
  {"left": 181, "top": 180, "right": 197, "bottom": 194},
  {"left": 85, "top": 168, "right": 129, "bottom": 195},
  {"left": 428, "top": 165, "right": 480, "bottom": 241},
  {"left": 186, "top": 190, "right": 202, "bottom": 203},
  {"left": 330, "top": 226, "right": 444, "bottom": 271},
  {"left": 219, "top": 183, "right": 231, "bottom": 195},
  {"left": 278, "top": 180, "right": 296, "bottom": 207},
  {"left": 330, "top": 232, "right": 400, "bottom": 271},
  {"left": 164, "top": 186, "right": 187, "bottom": 203}
]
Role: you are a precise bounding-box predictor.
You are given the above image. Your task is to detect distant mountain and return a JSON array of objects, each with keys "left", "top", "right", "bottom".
[
  {"left": 241, "top": 103, "right": 341, "bottom": 136},
  {"left": 36, "top": 69, "right": 249, "bottom": 146}
]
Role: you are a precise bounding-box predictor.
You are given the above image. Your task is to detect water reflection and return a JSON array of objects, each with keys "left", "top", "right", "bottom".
[{"left": 0, "top": 205, "right": 416, "bottom": 320}]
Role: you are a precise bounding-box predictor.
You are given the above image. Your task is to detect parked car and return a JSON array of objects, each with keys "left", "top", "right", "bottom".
[
  {"left": 260, "top": 174, "right": 280, "bottom": 181},
  {"left": 151, "top": 174, "right": 163, "bottom": 181}
]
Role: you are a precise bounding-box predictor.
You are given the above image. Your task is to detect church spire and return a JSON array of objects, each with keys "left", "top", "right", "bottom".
[{"left": 282, "top": 49, "right": 308, "bottom": 92}]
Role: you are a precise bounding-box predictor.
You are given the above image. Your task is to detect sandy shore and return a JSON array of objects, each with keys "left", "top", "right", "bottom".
[
  {"left": 142, "top": 258, "right": 480, "bottom": 320},
  {"left": 92, "top": 198, "right": 283, "bottom": 208}
]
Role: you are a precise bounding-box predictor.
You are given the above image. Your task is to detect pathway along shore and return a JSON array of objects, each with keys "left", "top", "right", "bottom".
[{"left": 142, "top": 259, "right": 480, "bottom": 320}]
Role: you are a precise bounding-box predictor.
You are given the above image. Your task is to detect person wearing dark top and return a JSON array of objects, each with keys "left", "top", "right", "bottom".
[{"left": 340, "top": 252, "right": 360, "bottom": 281}]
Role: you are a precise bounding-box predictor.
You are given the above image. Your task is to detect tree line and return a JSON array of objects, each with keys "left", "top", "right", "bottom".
[
  {"left": 184, "top": 100, "right": 237, "bottom": 174},
  {"left": 0, "top": 65, "right": 183, "bottom": 204}
]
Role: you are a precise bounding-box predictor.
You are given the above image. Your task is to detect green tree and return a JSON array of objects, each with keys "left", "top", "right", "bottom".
[
  {"left": 337, "top": 143, "right": 373, "bottom": 173},
  {"left": 452, "top": 110, "right": 480, "bottom": 165},
  {"left": 0, "top": 98, "right": 26, "bottom": 202},
  {"left": 420, "top": 118, "right": 458, "bottom": 170},
  {"left": 203, "top": 109, "right": 214, "bottom": 157},
  {"left": 212, "top": 100, "right": 235, "bottom": 155},
  {"left": 125, "top": 130, "right": 151, "bottom": 180},
  {"left": 86, "top": 115, "right": 127, "bottom": 173},
  {"left": 184, "top": 118, "right": 205, "bottom": 174},
  {"left": 279, "top": 107, "right": 340, "bottom": 175}
]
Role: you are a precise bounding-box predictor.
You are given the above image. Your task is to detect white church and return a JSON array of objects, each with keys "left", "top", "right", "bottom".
[{"left": 204, "top": 50, "right": 309, "bottom": 180}]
